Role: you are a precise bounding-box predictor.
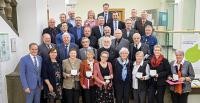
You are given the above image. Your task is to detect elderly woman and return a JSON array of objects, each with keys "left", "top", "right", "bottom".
[
  {"left": 62, "top": 48, "right": 81, "bottom": 103},
  {"left": 80, "top": 49, "right": 98, "bottom": 103},
  {"left": 42, "top": 48, "right": 62, "bottom": 103},
  {"left": 114, "top": 47, "right": 132, "bottom": 103},
  {"left": 84, "top": 10, "right": 97, "bottom": 28},
  {"left": 168, "top": 50, "right": 195, "bottom": 103},
  {"left": 148, "top": 45, "right": 171, "bottom": 103},
  {"left": 93, "top": 51, "right": 114, "bottom": 103},
  {"left": 132, "top": 51, "right": 150, "bottom": 103},
  {"left": 97, "top": 36, "right": 116, "bottom": 64}
]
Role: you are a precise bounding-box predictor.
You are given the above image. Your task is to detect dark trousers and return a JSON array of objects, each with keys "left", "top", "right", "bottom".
[
  {"left": 148, "top": 85, "right": 166, "bottom": 103},
  {"left": 133, "top": 89, "right": 146, "bottom": 103},
  {"left": 115, "top": 83, "right": 130, "bottom": 103},
  {"left": 63, "top": 88, "right": 79, "bottom": 103},
  {"left": 170, "top": 91, "right": 189, "bottom": 103},
  {"left": 82, "top": 86, "right": 96, "bottom": 103}
]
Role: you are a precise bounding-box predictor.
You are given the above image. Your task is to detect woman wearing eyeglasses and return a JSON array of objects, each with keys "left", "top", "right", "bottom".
[{"left": 93, "top": 51, "right": 114, "bottom": 103}]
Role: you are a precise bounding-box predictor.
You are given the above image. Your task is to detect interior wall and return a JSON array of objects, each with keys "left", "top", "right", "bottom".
[{"left": 74, "top": 0, "right": 161, "bottom": 21}]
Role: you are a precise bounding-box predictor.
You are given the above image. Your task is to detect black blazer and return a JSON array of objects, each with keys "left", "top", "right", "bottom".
[
  {"left": 41, "top": 59, "right": 62, "bottom": 92},
  {"left": 42, "top": 27, "right": 59, "bottom": 44},
  {"left": 134, "top": 20, "right": 152, "bottom": 36},
  {"left": 107, "top": 20, "right": 125, "bottom": 35},
  {"left": 121, "top": 28, "right": 136, "bottom": 43},
  {"left": 57, "top": 23, "right": 73, "bottom": 33},
  {"left": 97, "top": 12, "right": 113, "bottom": 24},
  {"left": 91, "top": 26, "right": 105, "bottom": 39},
  {"left": 149, "top": 57, "right": 171, "bottom": 86}
]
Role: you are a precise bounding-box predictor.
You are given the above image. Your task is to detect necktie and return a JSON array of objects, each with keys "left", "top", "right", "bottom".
[
  {"left": 114, "top": 21, "right": 117, "bottom": 30},
  {"left": 122, "top": 63, "right": 127, "bottom": 81},
  {"left": 104, "top": 13, "right": 108, "bottom": 23},
  {"left": 47, "top": 44, "right": 51, "bottom": 49},
  {"left": 64, "top": 45, "right": 68, "bottom": 58},
  {"left": 33, "top": 56, "right": 37, "bottom": 67},
  {"left": 135, "top": 44, "right": 138, "bottom": 49}
]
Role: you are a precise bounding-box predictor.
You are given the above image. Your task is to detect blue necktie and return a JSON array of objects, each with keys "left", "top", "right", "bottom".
[
  {"left": 64, "top": 45, "right": 68, "bottom": 59},
  {"left": 122, "top": 64, "right": 127, "bottom": 81},
  {"left": 104, "top": 13, "right": 107, "bottom": 23},
  {"left": 33, "top": 56, "right": 37, "bottom": 67}
]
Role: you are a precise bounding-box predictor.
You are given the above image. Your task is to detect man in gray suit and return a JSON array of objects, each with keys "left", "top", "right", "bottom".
[
  {"left": 122, "top": 18, "right": 136, "bottom": 43},
  {"left": 129, "top": 33, "right": 151, "bottom": 62},
  {"left": 38, "top": 33, "right": 56, "bottom": 61},
  {"left": 111, "top": 29, "right": 129, "bottom": 54},
  {"left": 78, "top": 37, "right": 97, "bottom": 60}
]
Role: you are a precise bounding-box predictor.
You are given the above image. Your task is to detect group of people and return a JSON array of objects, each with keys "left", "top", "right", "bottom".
[{"left": 19, "top": 3, "right": 195, "bottom": 103}]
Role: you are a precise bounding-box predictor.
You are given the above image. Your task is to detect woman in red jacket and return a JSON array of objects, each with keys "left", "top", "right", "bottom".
[
  {"left": 93, "top": 51, "right": 114, "bottom": 103},
  {"left": 80, "top": 49, "right": 98, "bottom": 103}
]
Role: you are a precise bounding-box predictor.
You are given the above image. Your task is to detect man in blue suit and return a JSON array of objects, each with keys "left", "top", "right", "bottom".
[
  {"left": 19, "top": 43, "right": 42, "bottom": 103},
  {"left": 57, "top": 32, "right": 79, "bottom": 61}
]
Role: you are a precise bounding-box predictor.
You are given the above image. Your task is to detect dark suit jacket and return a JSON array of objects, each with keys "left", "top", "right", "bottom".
[
  {"left": 19, "top": 55, "right": 42, "bottom": 89},
  {"left": 134, "top": 20, "right": 152, "bottom": 36},
  {"left": 38, "top": 43, "right": 56, "bottom": 61},
  {"left": 91, "top": 26, "right": 105, "bottom": 39},
  {"left": 57, "top": 43, "right": 79, "bottom": 61},
  {"left": 42, "top": 27, "right": 59, "bottom": 44},
  {"left": 107, "top": 21, "right": 125, "bottom": 35},
  {"left": 111, "top": 38, "right": 129, "bottom": 53},
  {"left": 121, "top": 28, "right": 136, "bottom": 43},
  {"left": 97, "top": 12, "right": 113, "bottom": 24},
  {"left": 69, "top": 26, "right": 84, "bottom": 44},
  {"left": 57, "top": 23, "right": 73, "bottom": 33},
  {"left": 129, "top": 43, "right": 151, "bottom": 62}
]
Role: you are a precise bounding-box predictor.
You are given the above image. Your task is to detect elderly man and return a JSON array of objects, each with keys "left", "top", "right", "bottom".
[
  {"left": 57, "top": 13, "right": 73, "bottom": 33},
  {"left": 67, "top": 10, "right": 76, "bottom": 27},
  {"left": 38, "top": 33, "right": 56, "bottom": 61},
  {"left": 97, "top": 36, "right": 116, "bottom": 64},
  {"left": 122, "top": 18, "right": 136, "bottom": 43},
  {"left": 42, "top": 18, "right": 59, "bottom": 44},
  {"left": 69, "top": 16, "right": 84, "bottom": 45},
  {"left": 97, "top": 3, "right": 113, "bottom": 24},
  {"left": 83, "top": 26, "right": 98, "bottom": 49},
  {"left": 78, "top": 37, "right": 97, "bottom": 60},
  {"left": 107, "top": 11, "right": 125, "bottom": 35},
  {"left": 129, "top": 33, "right": 150, "bottom": 62},
  {"left": 19, "top": 43, "right": 42, "bottom": 103},
  {"left": 134, "top": 10, "right": 152, "bottom": 36},
  {"left": 91, "top": 16, "right": 105, "bottom": 39},
  {"left": 57, "top": 33, "right": 78, "bottom": 61},
  {"left": 111, "top": 29, "right": 129, "bottom": 54},
  {"left": 55, "top": 22, "right": 75, "bottom": 45},
  {"left": 98, "top": 26, "right": 115, "bottom": 48}
]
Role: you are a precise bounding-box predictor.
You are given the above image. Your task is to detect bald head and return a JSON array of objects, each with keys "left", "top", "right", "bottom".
[
  {"left": 114, "top": 29, "right": 122, "bottom": 39},
  {"left": 132, "top": 33, "right": 141, "bottom": 44},
  {"left": 42, "top": 33, "right": 51, "bottom": 45}
]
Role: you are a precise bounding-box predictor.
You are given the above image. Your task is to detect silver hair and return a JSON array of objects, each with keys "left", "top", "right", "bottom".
[
  {"left": 86, "top": 49, "right": 95, "bottom": 56},
  {"left": 175, "top": 50, "right": 184, "bottom": 56},
  {"left": 135, "top": 51, "right": 144, "bottom": 57},
  {"left": 62, "top": 32, "right": 71, "bottom": 40},
  {"left": 119, "top": 47, "right": 129, "bottom": 55}
]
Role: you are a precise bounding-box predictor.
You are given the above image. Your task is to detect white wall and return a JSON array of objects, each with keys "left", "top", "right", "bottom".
[
  {"left": 0, "top": 16, "right": 23, "bottom": 103},
  {"left": 74, "top": 0, "right": 161, "bottom": 21}
]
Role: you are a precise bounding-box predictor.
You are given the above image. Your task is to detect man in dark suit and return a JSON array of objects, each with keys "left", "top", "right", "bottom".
[
  {"left": 38, "top": 33, "right": 56, "bottom": 61},
  {"left": 91, "top": 16, "right": 105, "bottom": 39},
  {"left": 19, "top": 43, "right": 42, "bottom": 103},
  {"left": 130, "top": 9, "right": 140, "bottom": 28},
  {"left": 107, "top": 11, "right": 125, "bottom": 35},
  {"left": 57, "top": 13, "right": 73, "bottom": 33},
  {"left": 42, "top": 18, "right": 59, "bottom": 44},
  {"left": 57, "top": 33, "right": 79, "bottom": 61},
  {"left": 134, "top": 10, "right": 152, "bottom": 36},
  {"left": 69, "top": 16, "right": 84, "bottom": 45},
  {"left": 129, "top": 33, "right": 151, "bottom": 62},
  {"left": 97, "top": 3, "right": 112, "bottom": 24},
  {"left": 111, "top": 29, "right": 129, "bottom": 55},
  {"left": 122, "top": 18, "right": 136, "bottom": 43},
  {"left": 83, "top": 26, "right": 98, "bottom": 49}
]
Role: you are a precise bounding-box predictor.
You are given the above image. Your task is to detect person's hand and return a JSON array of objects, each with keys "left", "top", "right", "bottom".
[
  {"left": 24, "top": 88, "right": 31, "bottom": 94},
  {"left": 103, "top": 81, "right": 108, "bottom": 86},
  {"left": 185, "top": 77, "right": 191, "bottom": 82},
  {"left": 140, "top": 76, "right": 145, "bottom": 80},
  {"left": 48, "top": 84, "right": 54, "bottom": 92},
  {"left": 82, "top": 85, "right": 87, "bottom": 89},
  {"left": 66, "top": 74, "right": 71, "bottom": 78},
  {"left": 179, "top": 77, "right": 185, "bottom": 82},
  {"left": 110, "top": 75, "right": 113, "bottom": 79},
  {"left": 168, "top": 76, "right": 173, "bottom": 80},
  {"left": 153, "top": 74, "right": 158, "bottom": 78}
]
